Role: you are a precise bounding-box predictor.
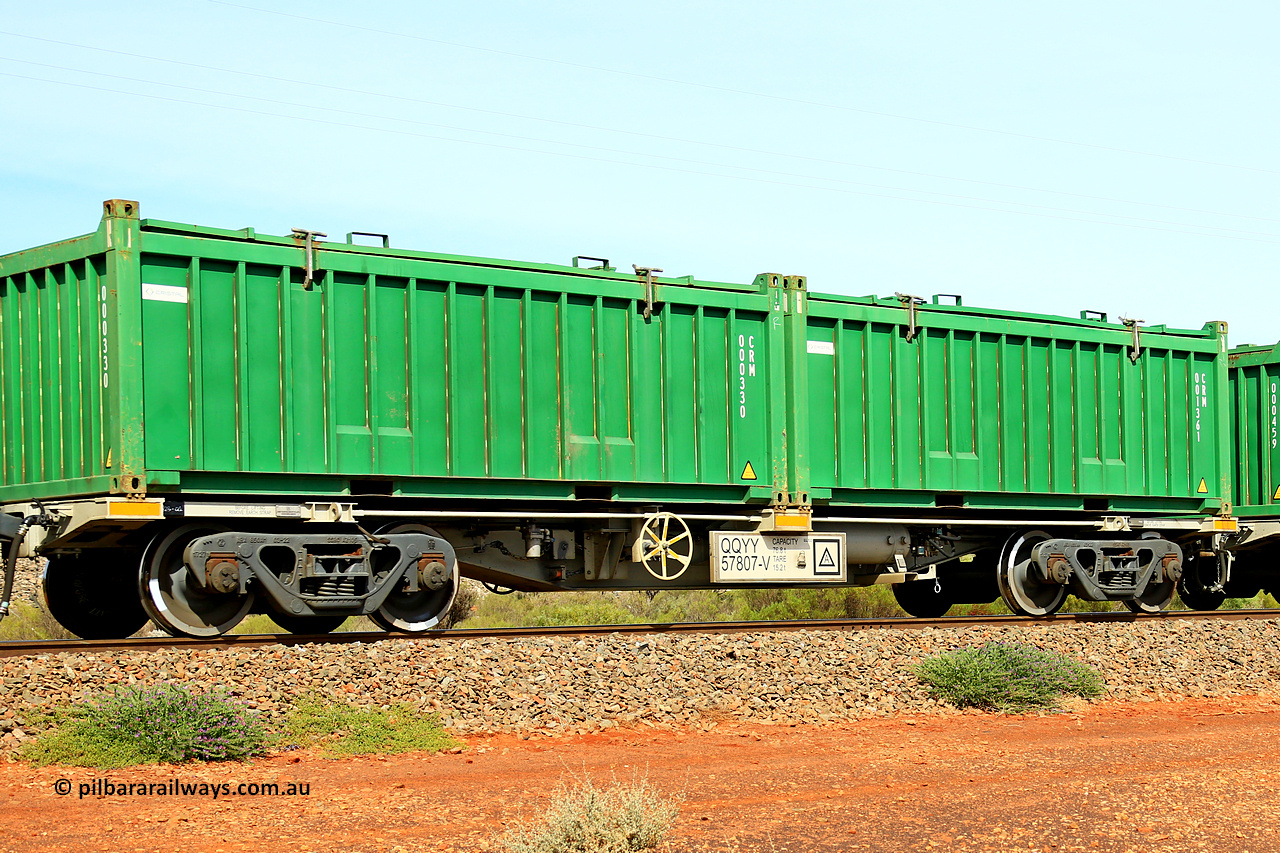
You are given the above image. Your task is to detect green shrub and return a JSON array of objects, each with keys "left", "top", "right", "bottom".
[
  {"left": 914, "top": 641, "right": 1104, "bottom": 713},
  {"left": 284, "top": 696, "right": 460, "bottom": 756},
  {"left": 498, "top": 776, "right": 680, "bottom": 853},
  {"left": 21, "top": 685, "right": 268, "bottom": 768}
]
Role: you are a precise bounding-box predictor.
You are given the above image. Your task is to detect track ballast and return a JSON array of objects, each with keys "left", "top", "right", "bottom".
[{"left": 1, "top": 608, "right": 1275, "bottom": 659}]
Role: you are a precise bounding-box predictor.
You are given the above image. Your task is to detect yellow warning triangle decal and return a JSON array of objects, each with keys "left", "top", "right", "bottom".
[
  {"left": 1197, "top": 478, "right": 1208, "bottom": 494},
  {"left": 1273, "top": 483, "right": 1280, "bottom": 501},
  {"left": 740, "top": 461, "right": 757, "bottom": 481}
]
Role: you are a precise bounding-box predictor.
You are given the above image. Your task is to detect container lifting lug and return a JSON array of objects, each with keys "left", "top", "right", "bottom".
[
  {"left": 895, "top": 292, "right": 925, "bottom": 342},
  {"left": 634, "top": 265, "right": 663, "bottom": 321},
  {"left": 291, "top": 228, "right": 328, "bottom": 290},
  {"left": 1121, "top": 316, "right": 1143, "bottom": 364}
]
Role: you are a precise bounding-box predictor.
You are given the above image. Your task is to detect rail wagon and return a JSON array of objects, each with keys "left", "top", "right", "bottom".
[
  {"left": 1192, "top": 342, "right": 1280, "bottom": 610},
  {"left": 0, "top": 201, "right": 1245, "bottom": 638}
]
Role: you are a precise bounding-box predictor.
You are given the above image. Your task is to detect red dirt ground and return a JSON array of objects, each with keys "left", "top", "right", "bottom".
[{"left": 2, "top": 696, "right": 1278, "bottom": 852}]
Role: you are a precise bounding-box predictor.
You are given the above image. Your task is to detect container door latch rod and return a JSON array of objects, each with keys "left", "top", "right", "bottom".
[
  {"left": 1121, "top": 316, "right": 1143, "bottom": 363},
  {"left": 895, "top": 292, "right": 925, "bottom": 342},
  {"left": 634, "top": 265, "right": 663, "bottom": 321},
  {"left": 292, "top": 229, "right": 328, "bottom": 290}
]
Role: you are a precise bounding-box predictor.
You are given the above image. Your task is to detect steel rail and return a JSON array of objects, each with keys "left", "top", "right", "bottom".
[{"left": 0, "top": 609, "right": 1275, "bottom": 659}]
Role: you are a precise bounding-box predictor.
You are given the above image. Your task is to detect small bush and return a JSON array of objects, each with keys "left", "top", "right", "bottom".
[
  {"left": 21, "top": 685, "right": 268, "bottom": 768},
  {"left": 499, "top": 776, "right": 680, "bottom": 853},
  {"left": 914, "top": 641, "right": 1104, "bottom": 713},
  {"left": 284, "top": 696, "right": 460, "bottom": 756}
]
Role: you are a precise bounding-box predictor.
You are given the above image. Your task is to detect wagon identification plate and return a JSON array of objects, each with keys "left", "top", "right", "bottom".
[{"left": 710, "top": 532, "right": 846, "bottom": 583}]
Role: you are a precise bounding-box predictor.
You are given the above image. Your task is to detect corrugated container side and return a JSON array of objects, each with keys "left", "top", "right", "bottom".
[
  {"left": 804, "top": 295, "right": 1230, "bottom": 513},
  {"left": 0, "top": 220, "right": 117, "bottom": 499},
  {"left": 132, "top": 219, "right": 790, "bottom": 502},
  {"left": 0, "top": 202, "right": 1238, "bottom": 515},
  {"left": 1230, "top": 344, "right": 1280, "bottom": 513}
]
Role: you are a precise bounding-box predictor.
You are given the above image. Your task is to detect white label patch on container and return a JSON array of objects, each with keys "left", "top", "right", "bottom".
[
  {"left": 142, "top": 283, "right": 189, "bottom": 304},
  {"left": 806, "top": 340, "right": 835, "bottom": 355},
  {"left": 711, "top": 532, "right": 845, "bottom": 583}
]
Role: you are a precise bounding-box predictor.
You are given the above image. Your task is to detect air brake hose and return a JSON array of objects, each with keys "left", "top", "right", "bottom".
[{"left": 0, "top": 521, "right": 30, "bottom": 621}]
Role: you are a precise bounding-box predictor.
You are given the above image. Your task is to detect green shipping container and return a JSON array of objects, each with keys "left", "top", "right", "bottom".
[
  {"left": 0, "top": 201, "right": 1231, "bottom": 516},
  {"left": 802, "top": 291, "right": 1231, "bottom": 514},
  {"left": 0, "top": 200, "right": 799, "bottom": 505},
  {"left": 0, "top": 201, "right": 1245, "bottom": 637},
  {"left": 1229, "top": 343, "right": 1280, "bottom": 515}
]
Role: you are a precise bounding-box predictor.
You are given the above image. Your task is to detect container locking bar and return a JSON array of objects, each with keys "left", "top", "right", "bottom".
[
  {"left": 634, "top": 265, "right": 663, "bottom": 320},
  {"left": 1120, "top": 316, "right": 1143, "bottom": 363},
  {"left": 291, "top": 229, "right": 328, "bottom": 289},
  {"left": 895, "top": 292, "right": 925, "bottom": 342}
]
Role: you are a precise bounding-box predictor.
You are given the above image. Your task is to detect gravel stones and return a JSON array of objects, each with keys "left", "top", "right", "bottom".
[{"left": 1, "top": 619, "right": 1279, "bottom": 747}]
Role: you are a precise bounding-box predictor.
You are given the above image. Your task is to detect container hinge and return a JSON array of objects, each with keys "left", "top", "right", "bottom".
[
  {"left": 292, "top": 229, "right": 328, "bottom": 290},
  {"left": 895, "top": 292, "right": 925, "bottom": 342},
  {"left": 1120, "top": 316, "right": 1143, "bottom": 363},
  {"left": 634, "top": 265, "right": 663, "bottom": 321}
]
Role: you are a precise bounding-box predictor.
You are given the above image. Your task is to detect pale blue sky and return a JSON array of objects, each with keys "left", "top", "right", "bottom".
[{"left": 2, "top": 1, "right": 1277, "bottom": 343}]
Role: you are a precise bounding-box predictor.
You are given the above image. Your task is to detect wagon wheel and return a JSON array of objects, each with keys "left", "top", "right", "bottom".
[
  {"left": 996, "top": 530, "right": 1066, "bottom": 617},
  {"left": 369, "top": 523, "right": 458, "bottom": 633},
  {"left": 1124, "top": 555, "right": 1178, "bottom": 614},
  {"left": 139, "top": 524, "right": 255, "bottom": 638},
  {"left": 43, "top": 552, "right": 150, "bottom": 639},
  {"left": 638, "top": 513, "right": 693, "bottom": 581}
]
